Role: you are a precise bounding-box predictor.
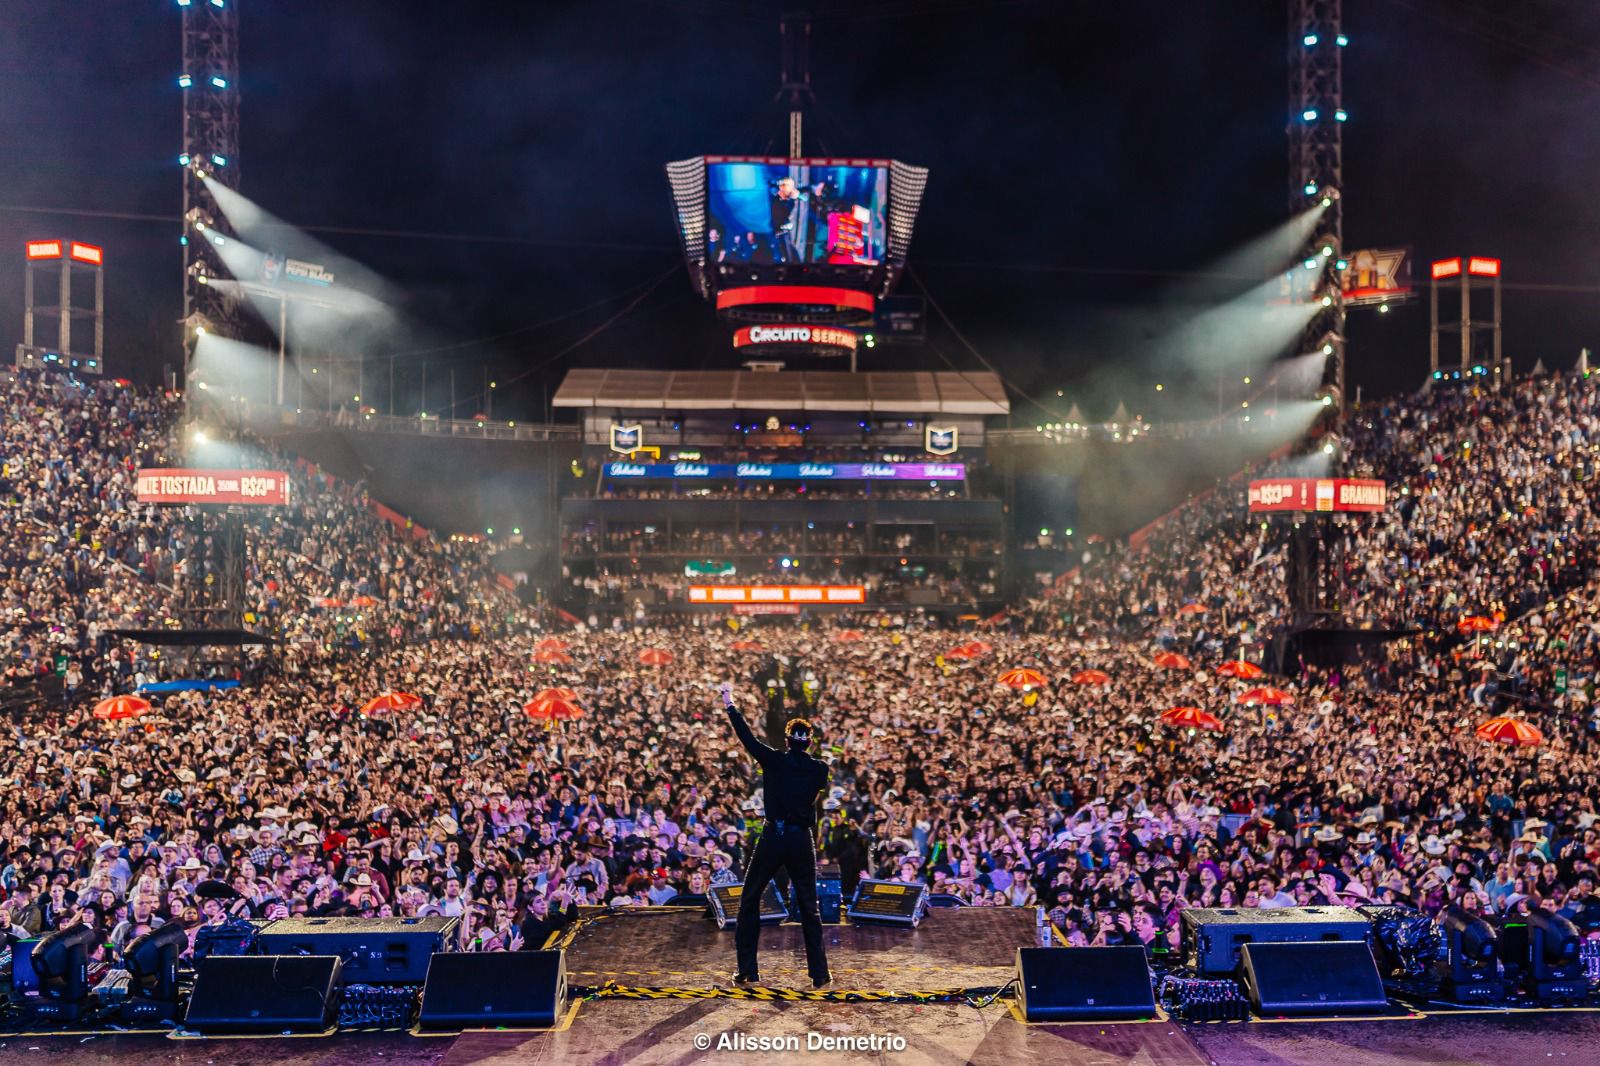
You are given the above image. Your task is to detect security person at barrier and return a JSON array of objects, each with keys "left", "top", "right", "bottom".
[{"left": 720, "top": 682, "right": 830, "bottom": 988}]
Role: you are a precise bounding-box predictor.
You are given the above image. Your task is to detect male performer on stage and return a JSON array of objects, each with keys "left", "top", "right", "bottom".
[{"left": 720, "top": 682, "right": 830, "bottom": 987}]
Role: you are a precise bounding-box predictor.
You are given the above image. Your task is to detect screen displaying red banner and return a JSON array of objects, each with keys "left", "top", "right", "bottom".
[
  {"left": 1431, "top": 257, "right": 1462, "bottom": 279},
  {"left": 1467, "top": 256, "right": 1501, "bottom": 277},
  {"left": 688, "top": 585, "right": 866, "bottom": 605},
  {"left": 136, "top": 468, "right": 292, "bottom": 506},
  {"left": 732, "top": 324, "right": 858, "bottom": 351},
  {"left": 26, "top": 240, "right": 62, "bottom": 260},
  {"left": 69, "top": 242, "right": 103, "bottom": 265},
  {"left": 715, "top": 286, "right": 875, "bottom": 313},
  {"left": 1248, "top": 478, "right": 1386, "bottom": 514}
]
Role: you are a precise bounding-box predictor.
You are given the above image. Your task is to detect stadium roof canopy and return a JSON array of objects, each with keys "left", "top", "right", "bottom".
[{"left": 552, "top": 369, "right": 1009, "bottom": 415}]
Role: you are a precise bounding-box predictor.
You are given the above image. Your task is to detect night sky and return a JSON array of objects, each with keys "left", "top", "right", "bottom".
[{"left": 3, "top": 0, "right": 1599, "bottom": 424}]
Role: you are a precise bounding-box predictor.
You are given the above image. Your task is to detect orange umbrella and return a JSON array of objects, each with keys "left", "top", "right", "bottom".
[
  {"left": 638, "top": 648, "right": 674, "bottom": 666},
  {"left": 730, "top": 640, "right": 764, "bottom": 652},
  {"left": 524, "top": 695, "right": 584, "bottom": 722},
  {"left": 1237, "top": 686, "right": 1294, "bottom": 707},
  {"left": 534, "top": 637, "right": 570, "bottom": 652},
  {"left": 997, "top": 668, "right": 1047, "bottom": 689},
  {"left": 1457, "top": 615, "right": 1498, "bottom": 634},
  {"left": 1476, "top": 716, "right": 1543, "bottom": 747},
  {"left": 834, "top": 629, "right": 866, "bottom": 643},
  {"left": 93, "top": 695, "right": 152, "bottom": 721},
  {"left": 350, "top": 595, "right": 379, "bottom": 607},
  {"left": 1216, "top": 660, "right": 1265, "bottom": 680},
  {"left": 1153, "top": 652, "right": 1191, "bottom": 671},
  {"left": 533, "top": 649, "right": 573, "bottom": 664},
  {"left": 1176, "top": 603, "right": 1207, "bottom": 616},
  {"left": 961, "top": 640, "right": 993, "bottom": 656},
  {"left": 534, "top": 686, "right": 579, "bottom": 702},
  {"left": 1160, "top": 706, "right": 1224, "bottom": 732},
  {"left": 360, "top": 691, "right": 423, "bottom": 715},
  {"left": 944, "top": 645, "right": 977, "bottom": 660},
  {"left": 1070, "top": 669, "right": 1111, "bottom": 686}
]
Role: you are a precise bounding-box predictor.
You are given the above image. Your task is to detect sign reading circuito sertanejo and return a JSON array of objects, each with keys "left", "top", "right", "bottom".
[{"left": 732, "top": 324, "right": 858, "bottom": 350}]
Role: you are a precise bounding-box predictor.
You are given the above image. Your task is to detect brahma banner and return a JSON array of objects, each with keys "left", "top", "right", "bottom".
[
  {"left": 688, "top": 585, "right": 866, "bottom": 605},
  {"left": 1248, "top": 477, "right": 1386, "bottom": 514},
  {"left": 136, "top": 468, "right": 292, "bottom": 506}
]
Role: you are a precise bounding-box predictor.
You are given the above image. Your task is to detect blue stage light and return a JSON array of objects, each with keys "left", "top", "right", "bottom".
[
  {"left": 1303, "top": 33, "right": 1318, "bottom": 46},
  {"left": 179, "top": 235, "right": 188, "bottom": 246},
  {"left": 1304, "top": 181, "right": 1318, "bottom": 195},
  {"left": 177, "top": 153, "right": 191, "bottom": 166},
  {"left": 210, "top": 154, "right": 227, "bottom": 166},
  {"left": 210, "top": 75, "right": 228, "bottom": 89},
  {"left": 1334, "top": 109, "right": 1348, "bottom": 123},
  {"left": 177, "top": 74, "right": 193, "bottom": 88},
  {"left": 1336, "top": 33, "right": 1349, "bottom": 46},
  {"left": 1302, "top": 108, "right": 1318, "bottom": 122}
]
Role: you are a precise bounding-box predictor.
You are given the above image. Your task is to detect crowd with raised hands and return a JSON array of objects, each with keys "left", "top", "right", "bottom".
[{"left": 0, "top": 368, "right": 1597, "bottom": 974}]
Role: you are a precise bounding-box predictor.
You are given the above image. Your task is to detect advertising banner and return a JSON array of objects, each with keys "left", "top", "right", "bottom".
[
  {"left": 136, "top": 468, "right": 292, "bottom": 506},
  {"left": 1248, "top": 477, "right": 1386, "bottom": 514},
  {"left": 688, "top": 585, "right": 866, "bottom": 605},
  {"left": 606, "top": 461, "right": 964, "bottom": 481}
]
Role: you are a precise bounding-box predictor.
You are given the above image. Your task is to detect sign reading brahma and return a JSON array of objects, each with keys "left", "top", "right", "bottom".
[
  {"left": 1248, "top": 477, "right": 1386, "bottom": 514},
  {"left": 136, "top": 468, "right": 291, "bottom": 506}
]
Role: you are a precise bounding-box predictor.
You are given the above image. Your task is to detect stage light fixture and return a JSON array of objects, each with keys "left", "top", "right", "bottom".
[
  {"left": 193, "top": 429, "right": 207, "bottom": 443},
  {"left": 1379, "top": 303, "right": 1390, "bottom": 313},
  {"left": 1154, "top": 383, "right": 1164, "bottom": 391},
  {"left": 1320, "top": 244, "right": 1334, "bottom": 257},
  {"left": 177, "top": 74, "right": 193, "bottom": 88},
  {"left": 1335, "top": 258, "right": 1348, "bottom": 270},
  {"left": 1321, "top": 294, "right": 1334, "bottom": 306},
  {"left": 210, "top": 75, "right": 228, "bottom": 89},
  {"left": 1336, "top": 33, "right": 1349, "bottom": 46},
  {"left": 179, "top": 236, "right": 187, "bottom": 246},
  {"left": 1321, "top": 395, "right": 1334, "bottom": 407},
  {"left": 1303, "top": 258, "right": 1319, "bottom": 270},
  {"left": 1321, "top": 195, "right": 1333, "bottom": 207},
  {"left": 1243, "top": 376, "right": 1251, "bottom": 384},
  {"left": 1302, "top": 108, "right": 1318, "bottom": 122},
  {"left": 177, "top": 153, "right": 191, "bottom": 166},
  {"left": 1335, "top": 109, "right": 1348, "bottom": 123},
  {"left": 1303, "top": 33, "right": 1318, "bottom": 46},
  {"left": 177, "top": 0, "right": 192, "bottom": 6},
  {"left": 1303, "top": 181, "right": 1318, "bottom": 195},
  {"left": 211, "top": 153, "right": 227, "bottom": 166},
  {"left": 210, "top": 0, "right": 225, "bottom": 7}
]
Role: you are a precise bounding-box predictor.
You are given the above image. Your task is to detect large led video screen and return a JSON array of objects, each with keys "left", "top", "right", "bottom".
[{"left": 705, "top": 160, "right": 888, "bottom": 267}]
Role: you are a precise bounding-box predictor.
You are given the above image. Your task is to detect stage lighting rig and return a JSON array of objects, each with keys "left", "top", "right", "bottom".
[
  {"left": 26, "top": 923, "right": 98, "bottom": 1021},
  {"left": 1523, "top": 908, "right": 1586, "bottom": 1003},
  {"left": 119, "top": 923, "right": 189, "bottom": 1022},
  {"left": 1438, "top": 905, "right": 1504, "bottom": 1003}
]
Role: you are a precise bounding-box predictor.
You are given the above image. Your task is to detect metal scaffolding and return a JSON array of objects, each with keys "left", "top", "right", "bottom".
[
  {"left": 179, "top": 0, "right": 242, "bottom": 357},
  {"left": 1288, "top": 0, "right": 1346, "bottom": 405}
]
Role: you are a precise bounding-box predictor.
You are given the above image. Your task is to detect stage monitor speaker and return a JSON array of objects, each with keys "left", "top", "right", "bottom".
[
  {"left": 1239, "top": 941, "right": 1386, "bottom": 1015},
  {"left": 708, "top": 882, "right": 787, "bottom": 930},
  {"left": 846, "top": 879, "right": 929, "bottom": 928},
  {"left": 1015, "top": 946, "right": 1157, "bottom": 1022},
  {"left": 1180, "top": 906, "right": 1371, "bottom": 975},
  {"left": 184, "top": 955, "right": 342, "bottom": 1033},
  {"left": 256, "top": 916, "right": 459, "bottom": 985},
  {"left": 417, "top": 950, "right": 566, "bottom": 1030},
  {"left": 817, "top": 864, "right": 843, "bottom": 924}
]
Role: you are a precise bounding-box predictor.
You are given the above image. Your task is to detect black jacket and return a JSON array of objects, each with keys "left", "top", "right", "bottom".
[{"left": 727, "top": 703, "right": 827, "bottom": 827}]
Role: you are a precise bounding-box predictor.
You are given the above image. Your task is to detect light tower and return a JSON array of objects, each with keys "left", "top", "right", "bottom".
[
  {"left": 178, "top": 0, "right": 241, "bottom": 358},
  {"left": 1289, "top": 0, "right": 1346, "bottom": 407}
]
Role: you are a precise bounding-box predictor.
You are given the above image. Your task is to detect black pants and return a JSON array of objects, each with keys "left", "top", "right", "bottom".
[{"left": 736, "top": 827, "right": 828, "bottom": 981}]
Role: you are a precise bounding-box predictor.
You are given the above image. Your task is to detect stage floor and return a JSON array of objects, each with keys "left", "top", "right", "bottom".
[{"left": 1, "top": 908, "right": 1597, "bottom": 1064}]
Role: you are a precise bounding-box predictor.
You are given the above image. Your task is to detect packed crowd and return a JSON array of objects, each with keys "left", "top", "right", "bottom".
[{"left": 1, "top": 369, "right": 1597, "bottom": 975}]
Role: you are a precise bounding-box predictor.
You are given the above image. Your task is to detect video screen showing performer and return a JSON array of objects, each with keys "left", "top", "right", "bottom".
[
  {"left": 705, "top": 161, "right": 887, "bottom": 267},
  {"left": 719, "top": 682, "right": 831, "bottom": 988}
]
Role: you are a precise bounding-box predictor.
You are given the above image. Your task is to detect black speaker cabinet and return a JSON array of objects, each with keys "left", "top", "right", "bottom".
[
  {"left": 184, "top": 955, "right": 342, "bottom": 1033},
  {"left": 418, "top": 950, "right": 566, "bottom": 1030},
  {"left": 256, "top": 915, "right": 459, "bottom": 985},
  {"left": 1015, "top": 946, "right": 1157, "bottom": 1022},
  {"left": 1239, "top": 940, "right": 1387, "bottom": 1015},
  {"left": 817, "top": 864, "right": 843, "bottom": 924},
  {"left": 1181, "top": 906, "right": 1371, "bottom": 975}
]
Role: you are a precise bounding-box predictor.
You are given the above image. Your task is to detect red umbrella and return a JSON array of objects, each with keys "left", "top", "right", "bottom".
[
  {"left": 1457, "top": 615, "right": 1498, "bottom": 635},
  {"left": 997, "top": 668, "right": 1047, "bottom": 690},
  {"left": 961, "top": 640, "right": 993, "bottom": 656},
  {"left": 638, "top": 648, "right": 674, "bottom": 666},
  {"left": 350, "top": 595, "right": 379, "bottom": 607},
  {"left": 1216, "top": 660, "right": 1265, "bottom": 680},
  {"left": 1176, "top": 603, "right": 1207, "bottom": 616},
  {"left": 534, "top": 637, "right": 569, "bottom": 653},
  {"left": 834, "top": 629, "right": 866, "bottom": 643},
  {"left": 1153, "top": 651, "right": 1192, "bottom": 671},
  {"left": 1237, "top": 686, "right": 1294, "bottom": 707},
  {"left": 533, "top": 649, "right": 573, "bottom": 664},
  {"left": 93, "top": 695, "right": 152, "bottom": 721},
  {"left": 524, "top": 695, "right": 584, "bottom": 722},
  {"left": 944, "top": 645, "right": 977, "bottom": 660},
  {"left": 360, "top": 691, "right": 423, "bottom": 715},
  {"left": 1070, "top": 669, "right": 1111, "bottom": 686},
  {"left": 535, "top": 686, "right": 579, "bottom": 702},
  {"left": 1476, "top": 716, "right": 1543, "bottom": 747},
  {"left": 730, "top": 640, "right": 765, "bottom": 652},
  {"left": 1160, "top": 706, "right": 1224, "bottom": 732}
]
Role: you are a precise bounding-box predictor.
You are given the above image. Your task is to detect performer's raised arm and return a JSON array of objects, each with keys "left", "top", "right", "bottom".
[{"left": 721, "top": 683, "right": 777, "bottom": 768}]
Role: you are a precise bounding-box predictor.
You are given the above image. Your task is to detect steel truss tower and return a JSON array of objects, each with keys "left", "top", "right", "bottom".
[
  {"left": 179, "top": 0, "right": 242, "bottom": 355},
  {"left": 1288, "top": 0, "right": 1346, "bottom": 406}
]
